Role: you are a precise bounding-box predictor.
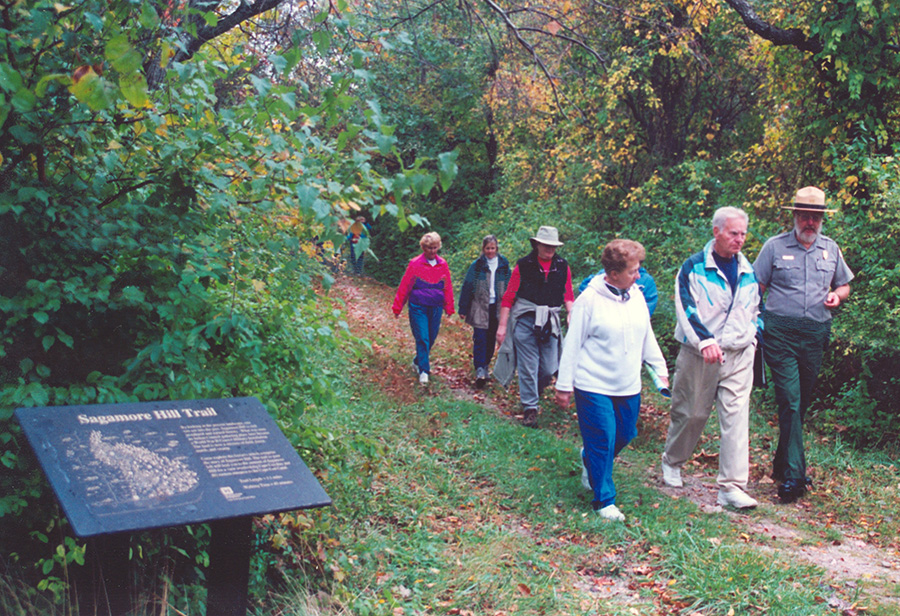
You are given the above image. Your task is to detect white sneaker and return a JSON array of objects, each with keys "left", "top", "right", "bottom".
[
  {"left": 717, "top": 488, "right": 758, "bottom": 510},
  {"left": 580, "top": 448, "right": 592, "bottom": 490},
  {"left": 661, "top": 457, "right": 683, "bottom": 487},
  {"left": 419, "top": 372, "right": 429, "bottom": 385},
  {"left": 598, "top": 504, "right": 625, "bottom": 522}
]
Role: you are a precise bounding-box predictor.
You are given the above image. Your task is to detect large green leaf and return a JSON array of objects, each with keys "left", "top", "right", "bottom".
[
  {"left": 0, "top": 63, "right": 24, "bottom": 92},
  {"left": 437, "top": 151, "right": 459, "bottom": 192},
  {"left": 68, "top": 70, "right": 114, "bottom": 110},
  {"left": 119, "top": 72, "right": 149, "bottom": 107},
  {"left": 105, "top": 34, "right": 143, "bottom": 74}
]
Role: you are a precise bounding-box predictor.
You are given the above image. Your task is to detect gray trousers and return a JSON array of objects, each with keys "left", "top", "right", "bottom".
[
  {"left": 662, "top": 343, "right": 754, "bottom": 492},
  {"left": 512, "top": 313, "right": 558, "bottom": 409}
]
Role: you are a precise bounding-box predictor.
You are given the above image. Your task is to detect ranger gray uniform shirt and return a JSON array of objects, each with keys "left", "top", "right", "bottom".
[{"left": 753, "top": 231, "right": 854, "bottom": 322}]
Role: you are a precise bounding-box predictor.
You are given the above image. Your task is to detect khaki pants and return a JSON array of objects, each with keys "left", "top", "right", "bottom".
[{"left": 662, "top": 343, "right": 755, "bottom": 492}]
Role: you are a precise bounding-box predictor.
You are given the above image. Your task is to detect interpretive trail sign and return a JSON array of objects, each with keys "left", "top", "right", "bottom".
[
  {"left": 16, "top": 396, "right": 331, "bottom": 537},
  {"left": 16, "top": 396, "right": 331, "bottom": 616}
]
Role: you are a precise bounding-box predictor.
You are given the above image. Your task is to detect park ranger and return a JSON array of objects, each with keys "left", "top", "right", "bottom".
[{"left": 753, "top": 186, "right": 854, "bottom": 504}]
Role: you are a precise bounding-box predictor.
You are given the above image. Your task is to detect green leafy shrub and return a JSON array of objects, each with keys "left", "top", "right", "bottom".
[
  {"left": 0, "top": 0, "right": 455, "bottom": 600},
  {"left": 814, "top": 153, "right": 900, "bottom": 451}
]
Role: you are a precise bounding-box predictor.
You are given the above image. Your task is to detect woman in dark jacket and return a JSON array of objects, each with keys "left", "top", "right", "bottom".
[{"left": 458, "top": 235, "right": 511, "bottom": 388}]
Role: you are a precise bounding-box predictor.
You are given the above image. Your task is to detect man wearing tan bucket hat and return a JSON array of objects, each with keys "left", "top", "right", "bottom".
[{"left": 753, "top": 186, "right": 854, "bottom": 504}]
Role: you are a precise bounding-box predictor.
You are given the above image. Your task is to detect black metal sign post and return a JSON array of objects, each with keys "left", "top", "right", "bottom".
[
  {"left": 16, "top": 397, "right": 331, "bottom": 616},
  {"left": 79, "top": 532, "right": 131, "bottom": 616},
  {"left": 207, "top": 516, "right": 253, "bottom": 616}
]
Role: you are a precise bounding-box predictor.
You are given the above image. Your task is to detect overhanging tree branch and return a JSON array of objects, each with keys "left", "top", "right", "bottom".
[
  {"left": 481, "top": 0, "right": 564, "bottom": 109},
  {"left": 722, "top": 0, "right": 823, "bottom": 53},
  {"left": 177, "top": 0, "right": 287, "bottom": 61}
]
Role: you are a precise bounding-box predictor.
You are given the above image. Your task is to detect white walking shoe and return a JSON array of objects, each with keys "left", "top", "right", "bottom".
[
  {"left": 419, "top": 372, "right": 429, "bottom": 385},
  {"left": 717, "top": 487, "right": 758, "bottom": 510},
  {"left": 580, "top": 448, "right": 591, "bottom": 490},
  {"left": 598, "top": 504, "right": 625, "bottom": 522},
  {"left": 661, "top": 457, "right": 683, "bottom": 487}
]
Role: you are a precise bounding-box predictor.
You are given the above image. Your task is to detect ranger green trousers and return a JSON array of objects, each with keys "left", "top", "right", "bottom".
[{"left": 763, "top": 313, "right": 831, "bottom": 483}]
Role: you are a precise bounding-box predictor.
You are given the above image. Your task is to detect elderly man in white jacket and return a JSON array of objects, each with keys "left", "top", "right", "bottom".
[
  {"left": 661, "top": 206, "right": 761, "bottom": 510},
  {"left": 556, "top": 239, "right": 668, "bottom": 522}
]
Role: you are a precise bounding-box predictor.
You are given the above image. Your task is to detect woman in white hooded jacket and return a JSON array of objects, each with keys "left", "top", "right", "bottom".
[{"left": 556, "top": 239, "right": 668, "bottom": 522}]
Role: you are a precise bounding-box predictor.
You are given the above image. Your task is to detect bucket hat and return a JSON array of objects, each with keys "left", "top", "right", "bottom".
[{"left": 530, "top": 226, "right": 563, "bottom": 247}]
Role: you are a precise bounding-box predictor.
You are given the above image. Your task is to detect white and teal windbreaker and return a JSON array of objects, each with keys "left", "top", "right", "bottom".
[{"left": 673, "top": 240, "right": 761, "bottom": 353}]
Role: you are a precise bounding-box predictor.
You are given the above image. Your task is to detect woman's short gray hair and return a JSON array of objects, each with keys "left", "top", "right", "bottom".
[
  {"left": 601, "top": 239, "right": 646, "bottom": 273},
  {"left": 712, "top": 206, "right": 748, "bottom": 231}
]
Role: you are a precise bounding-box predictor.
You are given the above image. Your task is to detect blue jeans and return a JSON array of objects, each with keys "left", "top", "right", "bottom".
[
  {"left": 472, "top": 303, "right": 499, "bottom": 369},
  {"left": 408, "top": 303, "right": 443, "bottom": 374},
  {"left": 349, "top": 244, "right": 364, "bottom": 275},
  {"left": 576, "top": 389, "right": 641, "bottom": 509}
]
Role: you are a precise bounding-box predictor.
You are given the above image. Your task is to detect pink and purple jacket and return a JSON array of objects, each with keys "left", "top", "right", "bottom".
[{"left": 392, "top": 254, "right": 456, "bottom": 315}]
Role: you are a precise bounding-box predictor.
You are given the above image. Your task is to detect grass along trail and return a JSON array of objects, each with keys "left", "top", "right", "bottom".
[{"left": 325, "top": 274, "right": 900, "bottom": 615}]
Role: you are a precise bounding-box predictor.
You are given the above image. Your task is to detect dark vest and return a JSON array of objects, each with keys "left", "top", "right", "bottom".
[{"left": 515, "top": 251, "right": 568, "bottom": 307}]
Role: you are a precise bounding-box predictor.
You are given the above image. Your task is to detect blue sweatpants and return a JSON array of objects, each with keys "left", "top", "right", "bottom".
[{"left": 576, "top": 389, "right": 641, "bottom": 509}]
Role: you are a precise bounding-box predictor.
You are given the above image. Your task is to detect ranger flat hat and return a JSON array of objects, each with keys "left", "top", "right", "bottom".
[
  {"left": 783, "top": 186, "right": 837, "bottom": 213},
  {"left": 530, "top": 226, "right": 564, "bottom": 246}
]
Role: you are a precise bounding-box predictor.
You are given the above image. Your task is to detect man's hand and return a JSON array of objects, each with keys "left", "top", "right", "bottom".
[
  {"left": 826, "top": 284, "right": 851, "bottom": 308},
  {"left": 555, "top": 390, "right": 572, "bottom": 408},
  {"left": 701, "top": 342, "right": 724, "bottom": 364},
  {"left": 496, "top": 328, "right": 506, "bottom": 346}
]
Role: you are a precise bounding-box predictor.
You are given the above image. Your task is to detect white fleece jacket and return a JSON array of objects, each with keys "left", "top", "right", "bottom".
[{"left": 556, "top": 275, "right": 668, "bottom": 396}]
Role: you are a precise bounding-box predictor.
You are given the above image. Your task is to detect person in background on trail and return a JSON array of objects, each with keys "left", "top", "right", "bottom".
[
  {"left": 392, "top": 231, "right": 455, "bottom": 386},
  {"left": 346, "top": 215, "right": 371, "bottom": 275},
  {"left": 753, "top": 186, "right": 853, "bottom": 504},
  {"left": 555, "top": 239, "right": 668, "bottom": 522},
  {"left": 661, "top": 207, "right": 761, "bottom": 510},
  {"left": 458, "top": 235, "right": 511, "bottom": 389},
  {"left": 579, "top": 266, "right": 659, "bottom": 317},
  {"left": 494, "top": 226, "right": 575, "bottom": 428}
]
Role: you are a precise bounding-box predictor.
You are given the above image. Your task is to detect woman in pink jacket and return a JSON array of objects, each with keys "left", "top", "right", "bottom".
[{"left": 392, "top": 232, "right": 455, "bottom": 385}]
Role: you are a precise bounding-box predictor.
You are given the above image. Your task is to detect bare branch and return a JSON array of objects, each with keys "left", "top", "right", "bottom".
[
  {"left": 516, "top": 26, "right": 607, "bottom": 67},
  {"left": 481, "top": 0, "right": 564, "bottom": 110},
  {"left": 177, "top": 0, "right": 287, "bottom": 61},
  {"left": 721, "top": 0, "right": 822, "bottom": 53}
]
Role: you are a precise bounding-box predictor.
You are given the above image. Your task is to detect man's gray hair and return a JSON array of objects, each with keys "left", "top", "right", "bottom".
[{"left": 712, "top": 206, "right": 748, "bottom": 231}]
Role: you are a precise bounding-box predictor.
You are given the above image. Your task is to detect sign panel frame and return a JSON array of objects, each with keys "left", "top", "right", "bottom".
[{"left": 16, "top": 396, "right": 331, "bottom": 537}]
